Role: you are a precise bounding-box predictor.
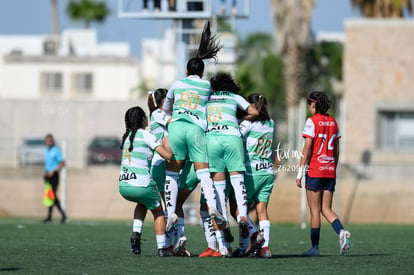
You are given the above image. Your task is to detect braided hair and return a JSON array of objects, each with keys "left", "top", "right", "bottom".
[
  {"left": 186, "top": 21, "right": 222, "bottom": 76},
  {"left": 120, "top": 106, "right": 147, "bottom": 152},
  {"left": 210, "top": 72, "right": 240, "bottom": 94},
  {"left": 147, "top": 88, "right": 168, "bottom": 115},
  {"left": 307, "top": 91, "right": 331, "bottom": 115},
  {"left": 247, "top": 93, "right": 270, "bottom": 122}
]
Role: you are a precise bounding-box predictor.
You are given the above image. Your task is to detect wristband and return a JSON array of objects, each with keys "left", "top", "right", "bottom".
[{"left": 296, "top": 166, "right": 305, "bottom": 180}]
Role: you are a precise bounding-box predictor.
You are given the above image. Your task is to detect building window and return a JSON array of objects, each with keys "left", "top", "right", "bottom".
[
  {"left": 41, "top": 72, "right": 63, "bottom": 93},
  {"left": 377, "top": 111, "right": 414, "bottom": 151},
  {"left": 73, "top": 73, "right": 93, "bottom": 94}
]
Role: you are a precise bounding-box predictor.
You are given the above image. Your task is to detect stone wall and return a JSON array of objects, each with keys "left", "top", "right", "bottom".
[
  {"left": 343, "top": 19, "right": 414, "bottom": 166},
  {"left": 1, "top": 167, "right": 413, "bottom": 224}
]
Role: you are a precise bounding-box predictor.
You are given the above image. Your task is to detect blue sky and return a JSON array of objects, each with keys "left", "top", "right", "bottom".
[{"left": 0, "top": 0, "right": 361, "bottom": 59}]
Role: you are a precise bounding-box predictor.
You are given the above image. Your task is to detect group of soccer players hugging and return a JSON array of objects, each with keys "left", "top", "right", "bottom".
[{"left": 118, "top": 21, "right": 351, "bottom": 258}]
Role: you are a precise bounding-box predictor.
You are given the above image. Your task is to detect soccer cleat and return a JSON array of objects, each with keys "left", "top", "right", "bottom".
[
  {"left": 223, "top": 225, "right": 234, "bottom": 243},
  {"left": 198, "top": 247, "right": 221, "bottom": 257},
  {"left": 166, "top": 213, "right": 178, "bottom": 233},
  {"left": 339, "top": 230, "right": 351, "bottom": 255},
  {"left": 238, "top": 216, "right": 249, "bottom": 239},
  {"left": 219, "top": 247, "right": 232, "bottom": 258},
  {"left": 208, "top": 207, "right": 227, "bottom": 230},
  {"left": 302, "top": 247, "right": 320, "bottom": 256},
  {"left": 166, "top": 245, "right": 174, "bottom": 254},
  {"left": 232, "top": 248, "right": 246, "bottom": 258},
  {"left": 173, "top": 236, "right": 188, "bottom": 256},
  {"left": 130, "top": 232, "right": 141, "bottom": 255},
  {"left": 158, "top": 247, "right": 173, "bottom": 257},
  {"left": 260, "top": 246, "right": 272, "bottom": 259},
  {"left": 245, "top": 232, "right": 265, "bottom": 257},
  {"left": 176, "top": 248, "right": 191, "bottom": 257}
]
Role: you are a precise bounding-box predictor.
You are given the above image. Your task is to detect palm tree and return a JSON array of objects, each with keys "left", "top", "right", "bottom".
[
  {"left": 66, "top": 0, "right": 110, "bottom": 29},
  {"left": 351, "top": 0, "right": 413, "bottom": 17},
  {"left": 270, "top": 0, "right": 314, "bottom": 149}
]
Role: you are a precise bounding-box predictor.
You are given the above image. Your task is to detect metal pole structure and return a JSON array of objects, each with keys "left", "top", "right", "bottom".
[
  {"left": 297, "top": 98, "right": 307, "bottom": 229},
  {"left": 61, "top": 139, "right": 67, "bottom": 210}
]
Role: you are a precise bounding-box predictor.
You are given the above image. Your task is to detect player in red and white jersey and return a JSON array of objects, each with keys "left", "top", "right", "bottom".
[
  {"left": 296, "top": 91, "right": 350, "bottom": 257},
  {"left": 302, "top": 103, "right": 340, "bottom": 179}
]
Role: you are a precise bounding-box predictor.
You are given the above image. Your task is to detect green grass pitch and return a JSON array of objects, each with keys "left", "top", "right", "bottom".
[{"left": 1, "top": 218, "right": 413, "bottom": 274}]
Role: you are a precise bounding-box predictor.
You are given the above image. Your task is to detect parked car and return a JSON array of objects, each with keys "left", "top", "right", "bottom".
[
  {"left": 19, "top": 137, "right": 45, "bottom": 166},
  {"left": 87, "top": 136, "right": 122, "bottom": 165}
]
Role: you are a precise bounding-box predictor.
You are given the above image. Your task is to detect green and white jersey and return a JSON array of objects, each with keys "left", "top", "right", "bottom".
[
  {"left": 150, "top": 109, "right": 170, "bottom": 141},
  {"left": 206, "top": 91, "right": 250, "bottom": 137},
  {"left": 240, "top": 119, "right": 275, "bottom": 176},
  {"left": 164, "top": 75, "right": 211, "bottom": 130},
  {"left": 119, "top": 129, "right": 160, "bottom": 187},
  {"left": 150, "top": 109, "right": 170, "bottom": 167}
]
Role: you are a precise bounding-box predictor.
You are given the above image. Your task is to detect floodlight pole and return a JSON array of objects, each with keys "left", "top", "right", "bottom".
[{"left": 117, "top": 0, "right": 250, "bottom": 80}]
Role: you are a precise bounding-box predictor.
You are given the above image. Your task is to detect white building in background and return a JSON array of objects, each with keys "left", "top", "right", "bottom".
[
  {"left": 141, "top": 26, "right": 237, "bottom": 89},
  {"left": 0, "top": 29, "right": 143, "bottom": 168},
  {"left": 141, "top": 28, "right": 177, "bottom": 89},
  {"left": 0, "top": 29, "right": 140, "bottom": 100}
]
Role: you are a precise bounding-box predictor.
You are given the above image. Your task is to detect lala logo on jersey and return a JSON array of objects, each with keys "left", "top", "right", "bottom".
[
  {"left": 119, "top": 167, "right": 137, "bottom": 181},
  {"left": 255, "top": 162, "right": 273, "bottom": 170},
  {"left": 317, "top": 154, "right": 335, "bottom": 164},
  {"left": 177, "top": 109, "right": 199, "bottom": 120},
  {"left": 207, "top": 123, "right": 229, "bottom": 132}
]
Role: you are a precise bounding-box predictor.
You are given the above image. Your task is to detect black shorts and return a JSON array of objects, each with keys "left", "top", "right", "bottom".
[{"left": 305, "top": 174, "right": 336, "bottom": 191}]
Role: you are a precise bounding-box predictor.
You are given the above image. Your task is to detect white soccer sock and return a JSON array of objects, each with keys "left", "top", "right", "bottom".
[
  {"left": 200, "top": 210, "right": 217, "bottom": 250},
  {"left": 175, "top": 217, "right": 185, "bottom": 239},
  {"left": 215, "top": 230, "right": 225, "bottom": 250},
  {"left": 196, "top": 168, "right": 217, "bottom": 209},
  {"left": 164, "top": 170, "right": 179, "bottom": 217},
  {"left": 213, "top": 180, "right": 228, "bottom": 222},
  {"left": 133, "top": 219, "right": 143, "bottom": 233},
  {"left": 259, "top": 220, "right": 271, "bottom": 247},
  {"left": 229, "top": 174, "right": 248, "bottom": 220},
  {"left": 156, "top": 234, "right": 167, "bottom": 249}
]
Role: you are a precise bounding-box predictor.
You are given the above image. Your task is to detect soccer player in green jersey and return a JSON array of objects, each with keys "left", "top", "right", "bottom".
[
  {"left": 239, "top": 93, "right": 275, "bottom": 259},
  {"left": 206, "top": 73, "right": 258, "bottom": 256},
  {"left": 162, "top": 22, "right": 225, "bottom": 241},
  {"left": 118, "top": 106, "right": 173, "bottom": 257}
]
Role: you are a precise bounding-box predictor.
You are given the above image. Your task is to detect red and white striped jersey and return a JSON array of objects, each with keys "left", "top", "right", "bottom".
[{"left": 302, "top": 113, "right": 341, "bottom": 178}]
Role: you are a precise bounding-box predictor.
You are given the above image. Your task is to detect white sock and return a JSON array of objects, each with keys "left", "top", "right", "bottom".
[
  {"left": 176, "top": 217, "right": 185, "bottom": 239},
  {"left": 213, "top": 180, "right": 228, "bottom": 222},
  {"left": 156, "top": 234, "right": 167, "bottom": 249},
  {"left": 215, "top": 230, "right": 225, "bottom": 250},
  {"left": 230, "top": 174, "right": 248, "bottom": 219},
  {"left": 247, "top": 216, "right": 257, "bottom": 237},
  {"left": 165, "top": 170, "right": 179, "bottom": 217},
  {"left": 259, "top": 220, "right": 271, "bottom": 247},
  {"left": 196, "top": 168, "right": 217, "bottom": 209},
  {"left": 200, "top": 210, "right": 216, "bottom": 250},
  {"left": 133, "top": 219, "right": 143, "bottom": 233}
]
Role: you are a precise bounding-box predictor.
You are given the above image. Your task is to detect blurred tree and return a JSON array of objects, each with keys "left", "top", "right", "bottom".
[
  {"left": 235, "top": 33, "right": 285, "bottom": 121},
  {"left": 66, "top": 0, "right": 110, "bottom": 29},
  {"left": 351, "top": 0, "right": 413, "bottom": 17},
  {"left": 270, "top": 0, "right": 314, "bottom": 149},
  {"left": 304, "top": 41, "right": 344, "bottom": 116}
]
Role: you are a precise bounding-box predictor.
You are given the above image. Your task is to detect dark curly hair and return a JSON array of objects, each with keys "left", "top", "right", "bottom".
[
  {"left": 246, "top": 93, "right": 270, "bottom": 122},
  {"left": 186, "top": 21, "right": 222, "bottom": 76},
  {"left": 147, "top": 88, "right": 168, "bottom": 115},
  {"left": 307, "top": 91, "right": 331, "bottom": 114},
  {"left": 209, "top": 72, "right": 240, "bottom": 94},
  {"left": 120, "top": 106, "right": 146, "bottom": 152}
]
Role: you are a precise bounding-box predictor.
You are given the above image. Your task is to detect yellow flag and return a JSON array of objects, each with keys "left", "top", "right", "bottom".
[{"left": 43, "top": 182, "right": 55, "bottom": 207}]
